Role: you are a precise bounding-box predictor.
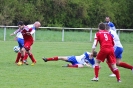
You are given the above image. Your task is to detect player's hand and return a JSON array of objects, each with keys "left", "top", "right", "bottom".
[{"left": 26, "top": 32, "right": 31, "bottom": 35}]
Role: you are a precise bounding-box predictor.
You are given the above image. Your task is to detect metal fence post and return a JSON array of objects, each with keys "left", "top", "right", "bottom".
[
  {"left": 33, "top": 33, "right": 35, "bottom": 41},
  {"left": 62, "top": 28, "right": 64, "bottom": 42},
  {"left": 118, "top": 29, "right": 120, "bottom": 37},
  {"left": 4, "top": 25, "right": 6, "bottom": 41}
]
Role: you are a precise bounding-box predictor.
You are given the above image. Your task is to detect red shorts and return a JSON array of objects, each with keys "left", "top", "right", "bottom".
[
  {"left": 96, "top": 47, "right": 116, "bottom": 64},
  {"left": 24, "top": 39, "right": 33, "bottom": 51}
]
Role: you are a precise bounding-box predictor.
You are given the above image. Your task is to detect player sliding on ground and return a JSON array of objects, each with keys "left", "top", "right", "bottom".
[{"left": 42, "top": 51, "right": 97, "bottom": 68}]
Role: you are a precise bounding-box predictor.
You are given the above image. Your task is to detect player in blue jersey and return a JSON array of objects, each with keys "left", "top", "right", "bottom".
[
  {"left": 105, "top": 23, "right": 133, "bottom": 76},
  {"left": 42, "top": 51, "right": 97, "bottom": 68},
  {"left": 105, "top": 16, "right": 116, "bottom": 32}
]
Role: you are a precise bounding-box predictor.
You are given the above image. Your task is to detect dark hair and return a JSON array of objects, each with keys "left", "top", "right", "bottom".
[
  {"left": 92, "top": 51, "right": 97, "bottom": 57},
  {"left": 17, "top": 21, "right": 24, "bottom": 26},
  {"left": 98, "top": 23, "right": 105, "bottom": 30},
  {"left": 104, "top": 23, "right": 110, "bottom": 30}
]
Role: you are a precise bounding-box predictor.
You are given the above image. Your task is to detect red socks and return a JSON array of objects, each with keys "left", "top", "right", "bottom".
[
  {"left": 15, "top": 52, "right": 21, "bottom": 63},
  {"left": 23, "top": 53, "right": 28, "bottom": 61},
  {"left": 67, "top": 64, "right": 78, "bottom": 68},
  {"left": 29, "top": 53, "right": 36, "bottom": 63},
  {"left": 113, "top": 68, "right": 120, "bottom": 81},
  {"left": 118, "top": 62, "right": 133, "bottom": 70},
  {"left": 47, "top": 57, "right": 58, "bottom": 61},
  {"left": 15, "top": 52, "right": 36, "bottom": 63},
  {"left": 106, "top": 62, "right": 121, "bottom": 81},
  {"left": 94, "top": 66, "right": 100, "bottom": 78}
]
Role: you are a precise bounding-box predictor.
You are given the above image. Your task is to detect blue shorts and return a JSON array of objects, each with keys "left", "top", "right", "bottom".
[
  {"left": 114, "top": 47, "right": 123, "bottom": 59},
  {"left": 67, "top": 56, "right": 78, "bottom": 65},
  {"left": 17, "top": 38, "right": 24, "bottom": 48}
]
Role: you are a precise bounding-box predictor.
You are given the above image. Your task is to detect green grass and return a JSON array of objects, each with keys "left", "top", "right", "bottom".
[{"left": 0, "top": 41, "right": 133, "bottom": 88}]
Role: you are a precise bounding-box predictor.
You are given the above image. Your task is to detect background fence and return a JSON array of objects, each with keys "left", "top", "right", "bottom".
[{"left": 0, "top": 26, "right": 133, "bottom": 42}]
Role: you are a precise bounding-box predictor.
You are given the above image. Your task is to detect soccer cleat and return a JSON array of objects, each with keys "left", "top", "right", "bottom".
[
  {"left": 109, "top": 74, "right": 116, "bottom": 77},
  {"left": 23, "top": 60, "right": 29, "bottom": 65},
  {"left": 118, "top": 80, "right": 122, "bottom": 83},
  {"left": 42, "top": 57, "right": 47, "bottom": 62},
  {"left": 17, "top": 61, "right": 23, "bottom": 66},
  {"left": 31, "top": 62, "right": 36, "bottom": 66},
  {"left": 31, "top": 61, "right": 36, "bottom": 66},
  {"left": 24, "top": 62, "right": 29, "bottom": 65},
  {"left": 91, "top": 77, "right": 99, "bottom": 81}
]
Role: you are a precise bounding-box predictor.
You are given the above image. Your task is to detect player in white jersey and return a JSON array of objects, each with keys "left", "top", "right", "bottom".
[
  {"left": 105, "top": 23, "right": 133, "bottom": 76},
  {"left": 105, "top": 16, "right": 116, "bottom": 32},
  {"left": 42, "top": 51, "right": 97, "bottom": 68}
]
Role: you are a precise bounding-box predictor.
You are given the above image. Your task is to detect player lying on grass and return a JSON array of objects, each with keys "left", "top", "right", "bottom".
[
  {"left": 42, "top": 51, "right": 97, "bottom": 68},
  {"left": 105, "top": 23, "right": 133, "bottom": 77}
]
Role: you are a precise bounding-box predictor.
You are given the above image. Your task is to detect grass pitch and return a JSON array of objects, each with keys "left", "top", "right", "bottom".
[{"left": 0, "top": 41, "right": 133, "bottom": 88}]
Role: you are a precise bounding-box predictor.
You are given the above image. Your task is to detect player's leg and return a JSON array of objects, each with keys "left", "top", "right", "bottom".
[
  {"left": 111, "top": 64, "right": 121, "bottom": 82},
  {"left": 115, "top": 47, "right": 133, "bottom": 70},
  {"left": 117, "top": 59, "right": 133, "bottom": 70},
  {"left": 15, "top": 52, "right": 21, "bottom": 63},
  {"left": 27, "top": 50, "right": 36, "bottom": 65},
  {"left": 106, "top": 61, "right": 116, "bottom": 77},
  {"left": 23, "top": 51, "right": 29, "bottom": 65},
  {"left": 42, "top": 56, "right": 59, "bottom": 62},
  {"left": 16, "top": 38, "right": 25, "bottom": 65},
  {"left": 42, "top": 56, "right": 71, "bottom": 62},
  {"left": 107, "top": 48, "right": 121, "bottom": 82},
  {"left": 91, "top": 59, "right": 101, "bottom": 81},
  {"left": 91, "top": 49, "right": 107, "bottom": 81},
  {"left": 63, "top": 56, "right": 79, "bottom": 68},
  {"left": 24, "top": 41, "right": 36, "bottom": 65},
  {"left": 15, "top": 38, "right": 22, "bottom": 63}
]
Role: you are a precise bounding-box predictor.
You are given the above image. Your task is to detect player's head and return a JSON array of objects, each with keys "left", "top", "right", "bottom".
[
  {"left": 98, "top": 23, "right": 105, "bottom": 30},
  {"left": 17, "top": 21, "right": 24, "bottom": 29},
  {"left": 105, "top": 16, "right": 110, "bottom": 23},
  {"left": 104, "top": 23, "right": 110, "bottom": 30},
  {"left": 92, "top": 51, "right": 97, "bottom": 57},
  {"left": 34, "top": 21, "right": 41, "bottom": 28}
]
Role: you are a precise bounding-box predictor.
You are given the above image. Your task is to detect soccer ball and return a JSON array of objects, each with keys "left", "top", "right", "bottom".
[{"left": 13, "top": 46, "right": 20, "bottom": 53}]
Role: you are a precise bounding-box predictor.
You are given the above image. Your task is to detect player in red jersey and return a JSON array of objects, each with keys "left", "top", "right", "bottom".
[
  {"left": 10, "top": 22, "right": 29, "bottom": 65},
  {"left": 19, "top": 21, "right": 41, "bottom": 66},
  {"left": 91, "top": 23, "right": 121, "bottom": 82}
]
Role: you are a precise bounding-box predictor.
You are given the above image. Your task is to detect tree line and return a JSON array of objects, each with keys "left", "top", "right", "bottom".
[{"left": 0, "top": 0, "right": 133, "bottom": 28}]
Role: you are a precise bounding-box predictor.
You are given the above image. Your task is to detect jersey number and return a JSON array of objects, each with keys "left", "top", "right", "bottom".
[{"left": 104, "top": 34, "right": 108, "bottom": 41}]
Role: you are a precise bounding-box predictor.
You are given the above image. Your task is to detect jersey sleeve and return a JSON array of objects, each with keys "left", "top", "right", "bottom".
[
  {"left": 92, "top": 33, "right": 98, "bottom": 49},
  {"left": 109, "top": 22, "right": 116, "bottom": 31},
  {"left": 30, "top": 29, "right": 35, "bottom": 35},
  {"left": 14, "top": 29, "right": 20, "bottom": 34}
]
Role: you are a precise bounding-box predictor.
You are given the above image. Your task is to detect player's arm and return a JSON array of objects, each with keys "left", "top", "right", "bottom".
[
  {"left": 10, "top": 29, "right": 20, "bottom": 36},
  {"left": 92, "top": 33, "right": 98, "bottom": 52},
  {"left": 26, "top": 28, "right": 35, "bottom": 35},
  {"left": 110, "top": 23, "right": 116, "bottom": 31},
  {"left": 83, "top": 62, "right": 92, "bottom": 67}
]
